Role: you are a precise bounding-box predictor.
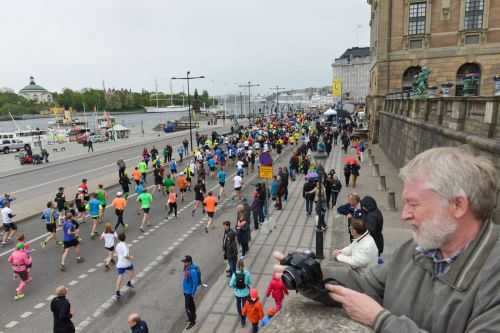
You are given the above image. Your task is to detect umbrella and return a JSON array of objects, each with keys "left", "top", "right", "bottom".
[
  {"left": 306, "top": 171, "right": 319, "bottom": 180},
  {"left": 343, "top": 156, "right": 358, "bottom": 165}
]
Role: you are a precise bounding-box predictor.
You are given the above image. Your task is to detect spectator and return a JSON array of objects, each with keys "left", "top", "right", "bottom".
[
  {"left": 229, "top": 259, "right": 252, "bottom": 327},
  {"left": 337, "top": 193, "right": 362, "bottom": 242},
  {"left": 242, "top": 288, "right": 264, "bottom": 333},
  {"left": 182, "top": 255, "right": 200, "bottom": 330},
  {"left": 223, "top": 221, "right": 238, "bottom": 278},
  {"left": 302, "top": 178, "right": 316, "bottom": 216},
  {"left": 51, "top": 286, "right": 75, "bottom": 333},
  {"left": 334, "top": 218, "right": 378, "bottom": 269},
  {"left": 127, "top": 313, "right": 148, "bottom": 333},
  {"left": 274, "top": 147, "right": 500, "bottom": 332},
  {"left": 361, "top": 196, "right": 384, "bottom": 259},
  {"left": 265, "top": 272, "right": 288, "bottom": 311}
]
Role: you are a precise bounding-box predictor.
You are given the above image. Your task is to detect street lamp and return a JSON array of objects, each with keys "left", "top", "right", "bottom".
[
  {"left": 270, "top": 86, "right": 286, "bottom": 118},
  {"left": 171, "top": 71, "right": 205, "bottom": 153},
  {"left": 238, "top": 81, "right": 260, "bottom": 121}
]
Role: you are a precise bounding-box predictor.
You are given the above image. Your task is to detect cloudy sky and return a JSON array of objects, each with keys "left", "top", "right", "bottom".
[{"left": 1, "top": 0, "right": 370, "bottom": 95}]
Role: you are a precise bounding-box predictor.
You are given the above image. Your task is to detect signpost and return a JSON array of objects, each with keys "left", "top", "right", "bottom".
[{"left": 259, "top": 165, "right": 273, "bottom": 180}]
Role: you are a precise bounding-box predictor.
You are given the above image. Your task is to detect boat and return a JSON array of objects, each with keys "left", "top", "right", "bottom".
[
  {"left": 0, "top": 128, "right": 49, "bottom": 147},
  {"left": 145, "top": 105, "right": 190, "bottom": 113}
]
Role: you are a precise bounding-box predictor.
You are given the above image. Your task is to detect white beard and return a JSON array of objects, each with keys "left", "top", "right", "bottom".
[{"left": 412, "top": 212, "right": 458, "bottom": 250}]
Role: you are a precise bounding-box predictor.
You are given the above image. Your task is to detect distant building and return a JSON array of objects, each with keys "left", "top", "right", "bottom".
[
  {"left": 19, "top": 76, "right": 53, "bottom": 103},
  {"left": 331, "top": 47, "right": 371, "bottom": 104},
  {"left": 368, "top": 0, "right": 500, "bottom": 96}
]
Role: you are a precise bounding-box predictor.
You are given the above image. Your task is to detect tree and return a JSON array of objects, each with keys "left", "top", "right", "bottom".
[{"left": 192, "top": 89, "right": 201, "bottom": 113}]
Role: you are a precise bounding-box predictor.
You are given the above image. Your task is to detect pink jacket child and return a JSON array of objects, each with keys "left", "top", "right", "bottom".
[
  {"left": 266, "top": 273, "right": 288, "bottom": 311},
  {"left": 8, "top": 243, "right": 33, "bottom": 300}
]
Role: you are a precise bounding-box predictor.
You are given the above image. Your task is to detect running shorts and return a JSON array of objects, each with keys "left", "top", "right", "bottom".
[
  {"left": 234, "top": 187, "right": 241, "bottom": 192},
  {"left": 3, "top": 223, "right": 17, "bottom": 232},
  {"left": 117, "top": 265, "right": 134, "bottom": 275},
  {"left": 142, "top": 208, "right": 150, "bottom": 214},
  {"left": 64, "top": 239, "right": 79, "bottom": 249},
  {"left": 16, "top": 271, "right": 29, "bottom": 282},
  {"left": 105, "top": 246, "right": 115, "bottom": 252},
  {"left": 219, "top": 182, "right": 225, "bottom": 187},
  {"left": 46, "top": 223, "right": 57, "bottom": 233},
  {"left": 207, "top": 212, "right": 215, "bottom": 218}
]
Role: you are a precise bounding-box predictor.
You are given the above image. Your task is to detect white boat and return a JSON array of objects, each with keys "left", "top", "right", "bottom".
[
  {"left": 0, "top": 128, "right": 49, "bottom": 147},
  {"left": 145, "top": 105, "right": 190, "bottom": 113}
]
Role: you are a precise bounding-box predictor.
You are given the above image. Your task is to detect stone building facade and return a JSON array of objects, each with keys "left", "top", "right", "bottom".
[
  {"left": 331, "top": 47, "right": 371, "bottom": 104},
  {"left": 368, "top": 0, "right": 500, "bottom": 97}
]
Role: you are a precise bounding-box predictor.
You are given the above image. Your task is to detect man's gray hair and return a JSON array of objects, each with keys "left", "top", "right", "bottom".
[{"left": 400, "top": 147, "right": 497, "bottom": 221}]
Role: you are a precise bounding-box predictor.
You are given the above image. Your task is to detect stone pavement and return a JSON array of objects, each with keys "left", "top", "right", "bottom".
[{"left": 188, "top": 143, "right": 412, "bottom": 333}]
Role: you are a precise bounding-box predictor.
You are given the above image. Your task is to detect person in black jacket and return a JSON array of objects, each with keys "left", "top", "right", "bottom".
[
  {"left": 51, "top": 286, "right": 75, "bottom": 333},
  {"left": 223, "top": 221, "right": 238, "bottom": 277},
  {"left": 344, "top": 163, "right": 352, "bottom": 187},
  {"left": 128, "top": 313, "right": 149, "bottom": 333},
  {"left": 303, "top": 179, "right": 317, "bottom": 216},
  {"left": 360, "top": 196, "right": 384, "bottom": 257}
]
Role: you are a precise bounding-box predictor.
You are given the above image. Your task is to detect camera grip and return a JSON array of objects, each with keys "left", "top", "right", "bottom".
[{"left": 298, "top": 278, "right": 342, "bottom": 307}]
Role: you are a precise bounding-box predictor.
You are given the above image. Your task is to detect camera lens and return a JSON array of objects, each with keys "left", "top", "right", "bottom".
[{"left": 282, "top": 270, "right": 297, "bottom": 290}]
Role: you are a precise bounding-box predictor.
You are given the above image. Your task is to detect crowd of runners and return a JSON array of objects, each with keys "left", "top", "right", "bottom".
[{"left": 0, "top": 110, "right": 363, "bottom": 332}]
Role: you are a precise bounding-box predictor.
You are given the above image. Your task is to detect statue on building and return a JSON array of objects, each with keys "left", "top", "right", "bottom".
[{"left": 412, "top": 67, "right": 431, "bottom": 98}]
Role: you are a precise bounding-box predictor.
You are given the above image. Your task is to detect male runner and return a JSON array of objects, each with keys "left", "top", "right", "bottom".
[
  {"left": 137, "top": 188, "right": 153, "bottom": 232},
  {"left": 60, "top": 212, "right": 84, "bottom": 272},
  {"left": 41, "top": 202, "right": 63, "bottom": 248},
  {"left": 115, "top": 232, "right": 135, "bottom": 299},
  {"left": 203, "top": 192, "right": 217, "bottom": 233}
]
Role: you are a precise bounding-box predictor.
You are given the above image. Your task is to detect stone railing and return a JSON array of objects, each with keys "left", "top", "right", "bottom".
[{"left": 262, "top": 293, "right": 372, "bottom": 333}]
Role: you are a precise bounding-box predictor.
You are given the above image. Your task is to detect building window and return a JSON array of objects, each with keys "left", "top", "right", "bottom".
[
  {"left": 464, "top": 0, "right": 484, "bottom": 30},
  {"left": 409, "top": 2, "right": 427, "bottom": 35}
]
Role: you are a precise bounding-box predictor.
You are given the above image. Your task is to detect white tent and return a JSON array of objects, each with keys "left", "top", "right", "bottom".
[{"left": 323, "top": 108, "right": 337, "bottom": 116}]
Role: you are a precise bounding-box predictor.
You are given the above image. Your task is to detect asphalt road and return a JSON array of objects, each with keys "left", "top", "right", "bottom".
[
  {"left": 0, "top": 123, "right": 238, "bottom": 222},
  {"left": 0, "top": 140, "right": 294, "bottom": 333}
]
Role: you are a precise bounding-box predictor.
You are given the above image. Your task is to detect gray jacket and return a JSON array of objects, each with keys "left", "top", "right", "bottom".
[{"left": 323, "top": 221, "right": 500, "bottom": 332}]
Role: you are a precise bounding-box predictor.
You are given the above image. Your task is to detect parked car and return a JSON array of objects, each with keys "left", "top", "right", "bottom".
[{"left": 0, "top": 139, "right": 30, "bottom": 154}]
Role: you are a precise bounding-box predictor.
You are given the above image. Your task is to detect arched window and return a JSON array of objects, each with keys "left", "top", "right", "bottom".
[
  {"left": 402, "top": 66, "right": 422, "bottom": 93},
  {"left": 456, "top": 63, "right": 481, "bottom": 96}
]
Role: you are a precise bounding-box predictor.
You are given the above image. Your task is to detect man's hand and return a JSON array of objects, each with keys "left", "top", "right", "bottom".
[
  {"left": 333, "top": 249, "right": 341, "bottom": 257},
  {"left": 326, "top": 284, "right": 383, "bottom": 327}
]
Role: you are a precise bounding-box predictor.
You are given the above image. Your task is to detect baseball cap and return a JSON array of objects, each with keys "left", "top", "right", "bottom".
[{"left": 181, "top": 255, "right": 193, "bottom": 263}]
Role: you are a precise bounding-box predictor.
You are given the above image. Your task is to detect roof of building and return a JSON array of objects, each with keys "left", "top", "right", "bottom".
[
  {"left": 19, "top": 77, "right": 49, "bottom": 93},
  {"left": 336, "top": 47, "right": 370, "bottom": 61}
]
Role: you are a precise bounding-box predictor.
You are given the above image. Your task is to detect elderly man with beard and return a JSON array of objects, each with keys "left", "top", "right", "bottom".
[{"left": 273, "top": 147, "right": 500, "bottom": 332}]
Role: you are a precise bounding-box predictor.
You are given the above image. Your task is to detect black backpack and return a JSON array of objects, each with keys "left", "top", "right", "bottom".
[{"left": 235, "top": 272, "right": 246, "bottom": 289}]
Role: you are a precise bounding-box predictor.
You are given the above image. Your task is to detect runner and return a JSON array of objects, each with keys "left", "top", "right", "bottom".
[
  {"left": 60, "top": 212, "right": 84, "bottom": 272},
  {"left": 100, "top": 223, "right": 117, "bottom": 271},
  {"left": 119, "top": 173, "right": 131, "bottom": 199},
  {"left": 54, "top": 187, "right": 66, "bottom": 224},
  {"left": 186, "top": 161, "right": 195, "bottom": 191},
  {"left": 162, "top": 174, "right": 176, "bottom": 195},
  {"left": 74, "top": 188, "right": 86, "bottom": 223},
  {"left": 217, "top": 167, "right": 227, "bottom": 200},
  {"left": 8, "top": 243, "right": 32, "bottom": 300},
  {"left": 115, "top": 232, "right": 135, "bottom": 299},
  {"left": 41, "top": 202, "right": 63, "bottom": 248},
  {"left": 191, "top": 180, "right": 206, "bottom": 217},
  {"left": 111, "top": 192, "right": 128, "bottom": 231},
  {"left": 138, "top": 159, "right": 148, "bottom": 184},
  {"left": 203, "top": 192, "right": 217, "bottom": 233},
  {"left": 87, "top": 193, "right": 101, "bottom": 239},
  {"left": 233, "top": 173, "right": 244, "bottom": 201},
  {"left": 236, "top": 158, "right": 245, "bottom": 178},
  {"left": 131, "top": 167, "right": 142, "bottom": 188},
  {"left": 208, "top": 155, "right": 216, "bottom": 178},
  {"left": 95, "top": 184, "right": 108, "bottom": 220},
  {"left": 79, "top": 179, "right": 89, "bottom": 201},
  {"left": 137, "top": 188, "right": 153, "bottom": 232},
  {"left": 1, "top": 201, "right": 17, "bottom": 246},
  {"left": 176, "top": 172, "right": 188, "bottom": 202},
  {"left": 169, "top": 159, "right": 178, "bottom": 176},
  {"left": 165, "top": 189, "right": 178, "bottom": 220},
  {"left": 153, "top": 165, "right": 163, "bottom": 194}
]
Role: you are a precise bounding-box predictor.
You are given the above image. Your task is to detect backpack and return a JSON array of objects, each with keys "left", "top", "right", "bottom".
[
  {"left": 235, "top": 271, "right": 246, "bottom": 289},
  {"left": 195, "top": 265, "right": 202, "bottom": 287}
]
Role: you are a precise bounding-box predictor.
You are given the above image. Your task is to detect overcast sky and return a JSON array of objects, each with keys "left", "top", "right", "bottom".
[{"left": 1, "top": 0, "right": 370, "bottom": 95}]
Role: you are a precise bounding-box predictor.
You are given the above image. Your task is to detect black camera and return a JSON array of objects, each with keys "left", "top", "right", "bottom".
[{"left": 280, "top": 250, "right": 341, "bottom": 307}]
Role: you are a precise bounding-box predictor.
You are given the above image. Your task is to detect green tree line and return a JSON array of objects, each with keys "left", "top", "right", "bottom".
[{"left": 0, "top": 88, "right": 217, "bottom": 116}]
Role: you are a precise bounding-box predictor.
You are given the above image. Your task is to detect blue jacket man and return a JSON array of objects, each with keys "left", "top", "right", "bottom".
[{"left": 182, "top": 255, "right": 200, "bottom": 330}]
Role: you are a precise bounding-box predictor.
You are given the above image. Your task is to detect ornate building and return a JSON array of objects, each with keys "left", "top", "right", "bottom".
[
  {"left": 19, "top": 76, "right": 53, "bottom": 103},
  {"left": 368, "top": 0, "right": 500, "bottom": 96},
  {"left": 331, "top": 47, "right": 371, "bottom": 104}
]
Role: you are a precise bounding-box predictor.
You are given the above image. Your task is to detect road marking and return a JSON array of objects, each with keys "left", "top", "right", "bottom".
[
  {"left": 4, "top": 321, "right": 18, "bottom": 329},
  {"left": 132, "top": 239, "right": 139, "bottom": 243},
  {"left": 173, "top": 241, "right": 179, "bottom": 246},
  {"left": 183, "top": 233, "right": 189, "bottom": 237},
  {"left": 20, "top": 312, "right": 32, "bottom": 319},
  {"left": 69, "top": 280, "right": 79, "bottom": 286},
  {"left": 137, "top": 272, "right": 145, "bottom": 278},
  {"left": 168, "top": 246, "right": 174, "bottom": 251},
  {"left": 162, "top": 250, "right": 170, "bottom": 256},
  {"left": 46, "top": 294, "right": 56, "bottom": 301},
  {"left": 34, "top": 302, "right": 45, "bottom": 309},
  {"left": 156, "top": 255, "right": 163, "bottom": 261},
  {"left": 78, "top": 274, "right": 88, "bottom": 279},
  {"left": 87, "top": 268, "right": 96, "bottom": 273},
  {"left": 96, "top": 262, "right": 104, "bottom": 267}
]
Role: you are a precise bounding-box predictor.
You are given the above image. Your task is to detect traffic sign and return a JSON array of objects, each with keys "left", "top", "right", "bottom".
[{"left": 259, "top": 166, "right": 273, "bottom": 180}]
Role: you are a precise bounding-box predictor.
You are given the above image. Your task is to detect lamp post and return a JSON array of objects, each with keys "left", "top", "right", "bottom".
[
  {"left": 270, "top": 86, "right": 286, "bottom": 118},
  {"left": 238, "top": 81, "right": 260, "bottom": 121},
  {"left": 171, "top": 71, "right": 205, "bottom": 153}
]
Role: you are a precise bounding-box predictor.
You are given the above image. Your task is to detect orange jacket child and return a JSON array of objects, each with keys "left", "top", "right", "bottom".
[{"left": 242, "top": 288, "right": 264, "bottom": 325}]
